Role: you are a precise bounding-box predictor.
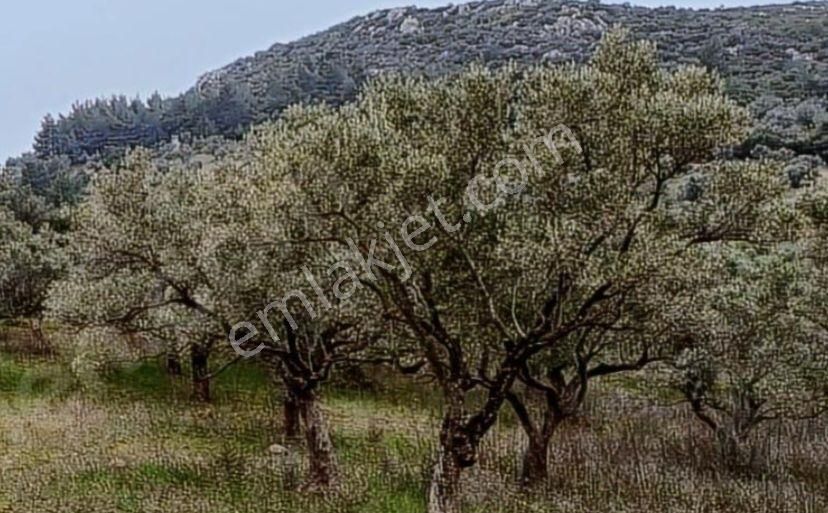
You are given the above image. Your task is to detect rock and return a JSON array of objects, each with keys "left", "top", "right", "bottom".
[
  {"left": 268, "top": 443, "right": 290, "bottom": 456},
  {"left": 542, "top": 49, "right": 565, "bottom": 62},
  {"left": 561, "top": 5, "right": 580, "bottom": 16},
  {"left": 504, "top": 0, "right": 540, "bottom": 7},
  {"left": 549, "top": 16, "right": 602, "bottom": 37},
  {"left": 447, "top": 3, "right": 472, "bottom": 16},
  {"left": 109, "top": 458, "right": 128, "bottom": 470},
  {"left": 387, "top": 8, "right": 407, "bottom": 24},
  {"left": 400, "top": 16, "right": 422, "bottom": 35},
  {"left": 785, "top": 48, "right": 813, "bottom": 62}
]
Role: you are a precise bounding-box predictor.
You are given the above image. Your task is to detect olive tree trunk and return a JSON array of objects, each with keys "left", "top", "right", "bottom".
[
  {"left": 297, "top": 390, "right": 337, "bottom": 489},
  {"left": 284, "top": 388, "right": 302, "bottom": 439},
  {"left": 166, "top": 350, "right": 183, "bottom": 376},
  {"left": 29, "top": 317, "right": 52, "bottom": 355},
  {"left": 190, "top": 344, "right": 210, "bottom": 402},
  {"left": 714, "top": 423, "right": 757, "bottom": 471},
  {"left": 428, "top": 438, "right": 463, "bottom": 513},
  {"left": 521, "top": 429, "right": 551, "bottom": 485},
  {"left": 427, "top": 387, "right": 482, "bottom": 513},
  {"left": 427, "top": 414, "right": 469, "bottom": 513}
]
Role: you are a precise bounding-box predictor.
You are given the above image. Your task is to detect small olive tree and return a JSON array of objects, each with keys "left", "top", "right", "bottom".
[
  {"left": 48, "top": 150, "right": 377, "bottom": 489},
  {"left": 670, "top": 246, "right": 828, "bottom": 470},
  {"left": 504, "top": 273, "right": 699, "bottom": 485},
  {"left": 0, "top": 204, "right": 64, "bottom": 348},
  {"left": 47, "top": 153, "right": 235, "bottom": 400}
]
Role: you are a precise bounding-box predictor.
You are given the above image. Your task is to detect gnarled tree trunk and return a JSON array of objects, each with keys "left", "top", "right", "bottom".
[
  {"left": 521, "top": 429, "right": 551, "bottom": 485},
  {"left": 428, "top": 438, "right": 463, "bottom": 513},
  {"left": 427, "top": 387, "right": 481, "bottom": 513},
  {"left": 190, "top": 344, "right": 210, "bottom": 402},
  {"left": 284, "top": 388, "right": 302, "bottom": 439},
  {"left": 297, "top": 389, "right": 337, "bottom": 489},
  {"left": 29, "top": 317, "right": 52, "bottom": 355},
  {"left": 166, "top": 351, "right": 183, "bottom": 377},
  {"left": 520, "top": 407, "right": 566, "bottom": 486},
  {"left": 688, "top": 390, "right": 761, "bottom": 472},
  {"left": 507, "top": 388, "right": 567, "bottom": 488},
  {"left": 714, "top": 422, "right": 756, "bottom": 471}
]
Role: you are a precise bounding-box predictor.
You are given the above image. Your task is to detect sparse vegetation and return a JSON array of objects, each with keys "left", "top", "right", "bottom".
[{"left": 0, "top": 330, "right": 826, "bottom": 513}]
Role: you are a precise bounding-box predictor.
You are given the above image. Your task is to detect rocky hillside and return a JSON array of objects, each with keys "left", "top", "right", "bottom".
[{"left": 196, "top": 0, "right": 827, "bottom": 104}]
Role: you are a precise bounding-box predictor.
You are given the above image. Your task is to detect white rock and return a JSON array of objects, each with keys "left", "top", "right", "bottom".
[
  {"left": 387, "top": 8, "right": 407, "bottom": 23},
  {"left": 549, "top": 16, "right": 600, "bottom": 36},
  {"left": 504, "top": 0, "right": 540, "bottom": 7},
  {"left": 785, "top": 48, "right": 813, "bottom": 61},
  {"left": 268, "top": 443, "right": 290, "bottom": 456},
  {"left": 400, "top": 16, "right": 422, "bottom": 35},
  {"left": 110, "top": 458, "right": 128, "bottom": 469},
  {"left": 542, "top": 49, "right": 564, "bottom": 62}
]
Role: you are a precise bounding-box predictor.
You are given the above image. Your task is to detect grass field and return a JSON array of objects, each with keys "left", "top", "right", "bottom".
[{"left": 0, "top": 329, "right": 826, "bottom": 513}]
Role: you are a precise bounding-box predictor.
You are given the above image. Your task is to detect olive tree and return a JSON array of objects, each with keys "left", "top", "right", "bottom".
[
  {"left": 503, "top": 274, "right": 698, "bottom": 485},
  {"left": 48, "top": 149, "right": 377, "bottom": 489},
  {"left": 504, "top": 148, "right": 803, "bottom": 485},
  {"left": 244, "top": 29, "right": 785, "bottom": 512},
  {"left": 670, "top": 245, "right": 828, "bottom": 469},
  {"left": 0, "top": 204, "right": 64, "bottom": 348},
  {"left": 46, "top": 151, "right": 257, "bottom": 401}
]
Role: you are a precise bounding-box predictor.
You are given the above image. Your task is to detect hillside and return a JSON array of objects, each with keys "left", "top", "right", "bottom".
[
  {"left": 195, "top": 0, "right": 827, "bottom": 103},
  {"left": 17, "top": 0, "right": 827, "bottom": 168}
]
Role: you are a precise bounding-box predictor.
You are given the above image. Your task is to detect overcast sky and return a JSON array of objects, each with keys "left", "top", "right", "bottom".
[{"left": 0, "top": 0, "right": 796, "bottom": 162}]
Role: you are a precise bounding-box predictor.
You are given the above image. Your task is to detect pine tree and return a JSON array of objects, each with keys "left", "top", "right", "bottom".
[{"left": 33, "top": 114, "right": 58, "bottom": 158}]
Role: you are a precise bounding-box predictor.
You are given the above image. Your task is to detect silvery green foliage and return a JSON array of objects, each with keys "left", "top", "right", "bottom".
[
  {"left": 750, "top": 97, "right": 828, "bottom": 163},
  {"left": 46, "top": 140, "right": 381, "bottom": 379},
  {"left": 784, "top": 155, "right": 825, "bottom": 189},
  {"left": 47, "top": 31, "right": 798, "bottom": 401},
  {"left": 673, "top": 245, "right": 828, "bottom": 446},
  {"left": 45, "top": 151, "right": 250, "bottom": 357},
  {"left": 0, "top": 205, "right": 64, "bottom": 320},
  {"left": 247, "top": 29, "right": 788, "bottom": 425},
  {"left": 747, "top": 140, "right": 825, "bottom": 189},
  {"left": 803, "top": 192, "right": 828, "bottom": 354}
]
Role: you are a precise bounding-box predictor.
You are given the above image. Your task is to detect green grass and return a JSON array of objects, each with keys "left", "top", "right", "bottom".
[
  {"left": 0, "top": 354, "right": 74, "bottom": 398},
  {"left": 357, "top": 477, "right": 425, "bottom": 513},
  {"left": 213, "top": 360, "right": 271, "bottom": 402},
  {"left": 70, "top": 462, "right": 207, "bottom": 490},
  {"left": 102, "top": 361, "right": 177, "bottom": 399},
  {"left": 0, "top": 356, "right": 28, "bottom": 392},
  {"left": 101, "top": 357, "right": 272, "bottom": 405}
]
